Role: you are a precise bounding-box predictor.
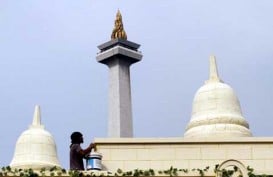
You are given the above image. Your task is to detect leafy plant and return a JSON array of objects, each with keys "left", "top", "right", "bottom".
[{"left": 0, "top": 165, "right": 270, "bottom": 177}]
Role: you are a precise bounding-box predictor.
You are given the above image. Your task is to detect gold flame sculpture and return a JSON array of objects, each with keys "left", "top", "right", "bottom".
[{"left": 111, "top": 10, "right": 127, "bottom": 40}]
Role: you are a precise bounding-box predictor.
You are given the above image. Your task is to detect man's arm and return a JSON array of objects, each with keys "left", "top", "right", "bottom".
[{"left": 79, "top": 143, "right": 96, "bottom": 156}]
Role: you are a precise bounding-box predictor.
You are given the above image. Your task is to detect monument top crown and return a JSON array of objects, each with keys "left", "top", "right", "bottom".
[{"left": 111, "top": 10, "right": 127, "bottom": 40}]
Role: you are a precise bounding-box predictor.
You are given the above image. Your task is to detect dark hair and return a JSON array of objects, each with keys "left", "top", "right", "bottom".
[{"left": 70, "top": 131, "right": 83, "bottom": 144}]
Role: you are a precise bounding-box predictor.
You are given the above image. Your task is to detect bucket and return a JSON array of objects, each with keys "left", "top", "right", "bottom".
[{"left": 86, "top": 152, "right": 102, "bottom": 170}]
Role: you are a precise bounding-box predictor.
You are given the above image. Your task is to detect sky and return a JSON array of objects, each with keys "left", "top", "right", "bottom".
[{"left": 1, "top": 0, "right": 273, "bottom": 169}]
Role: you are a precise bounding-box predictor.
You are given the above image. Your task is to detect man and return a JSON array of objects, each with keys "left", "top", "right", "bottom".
[{"left": 70, "top": 132, "right": 96, "bottom": 170}]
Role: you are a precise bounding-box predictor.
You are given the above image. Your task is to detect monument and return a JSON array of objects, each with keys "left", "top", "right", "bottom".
[{"left": 96, "top": 10, "right": 142, "bottom": 137}]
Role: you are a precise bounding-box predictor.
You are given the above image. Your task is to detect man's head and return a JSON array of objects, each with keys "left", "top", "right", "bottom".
[{"left": 70, "top": 131, "right": 83, "bottom": 144}]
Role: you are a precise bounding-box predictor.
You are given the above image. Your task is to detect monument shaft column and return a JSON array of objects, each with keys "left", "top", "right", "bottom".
[
  {"left": 97, "top": 40, "right": 142, "bottom": 137},
  {"left": 109, "top": 57, "right": 132, "bottom": 137}
]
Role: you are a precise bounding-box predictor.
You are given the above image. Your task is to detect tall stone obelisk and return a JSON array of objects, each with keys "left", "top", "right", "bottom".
[{"left": 96, "top": 10, "right": 142, "bottom": 137}]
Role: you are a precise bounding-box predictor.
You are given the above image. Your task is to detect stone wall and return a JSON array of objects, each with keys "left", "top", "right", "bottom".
[{"left": 94, "top": 137, "right": 273, "bottom": 175}]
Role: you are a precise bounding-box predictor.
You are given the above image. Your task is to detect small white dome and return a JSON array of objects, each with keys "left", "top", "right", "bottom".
[
  {"left": 10, "top": 105, "right": 61, "bottom": 169},
  {"left": 184, "top": 56, "right": 252, "bottom": 138}
]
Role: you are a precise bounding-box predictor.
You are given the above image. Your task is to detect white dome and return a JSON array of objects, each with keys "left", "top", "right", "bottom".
[
  {"left": 184, "top": 56, "right": 252, "bottom": 138},
  {"left": 10, "top": 106, "right": 61, "bottom": 169}
]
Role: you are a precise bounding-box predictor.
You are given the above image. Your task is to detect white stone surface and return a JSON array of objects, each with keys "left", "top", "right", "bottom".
[
  {"left": 184, "top": 56, "right": 252, "bottom": 138},
  {"left": 94, "top": 137, "right": 273, "bottom": 175},
  {"left": 10, "top": 105, "right": 61, "bottom": 169},
  {"left": 96, "top": 45, "right": 142, "bottom": 137}
]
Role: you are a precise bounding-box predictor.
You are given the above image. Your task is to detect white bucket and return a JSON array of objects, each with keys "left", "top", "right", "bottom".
[{"left": 86, "top": 152, "right": 102, "bottom": 170}]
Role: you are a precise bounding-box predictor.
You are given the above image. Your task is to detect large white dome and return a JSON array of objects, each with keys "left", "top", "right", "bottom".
[
  {"left": 10, "top": 106, "right": 61, "bottom": 170},
  {"left": 184, "top": 56, "right": 252, "bottom": 138}
]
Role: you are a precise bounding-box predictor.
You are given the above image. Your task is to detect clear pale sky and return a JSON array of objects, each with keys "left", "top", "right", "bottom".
[{"left": 1, "top": 0, "right": 273, "bottom": 169}]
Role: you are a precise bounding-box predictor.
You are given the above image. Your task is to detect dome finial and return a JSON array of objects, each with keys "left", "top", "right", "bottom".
[
  {"left": 31, "top": 105, "right": 43, "bottom": 128},
  {"left": 111, "top": 10, "right": 127, "bottom": 40},
  {"left": 208, "top": 55, "right": 220, "bottom": 83}
]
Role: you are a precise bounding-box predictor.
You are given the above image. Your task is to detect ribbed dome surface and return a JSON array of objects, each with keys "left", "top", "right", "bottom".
[
  {"left": 10, "top": 106, "right": 61, "bottom": 169},
  {"left": 184, "top": 56, "right": 252, "bottom": 138}
]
